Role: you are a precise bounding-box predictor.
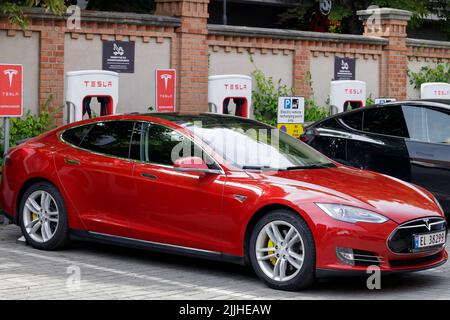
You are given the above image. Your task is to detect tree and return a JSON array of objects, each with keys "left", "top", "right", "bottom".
[
  {"left": 333, "top": 0, "right": 431, "bottom": 34},
  {"left": 0, "top": 0, "right": 66, "bottom": 28},
  {"left": 409, "top": 63, "right": 450, "bottom": 89},
  {"left": 85, "top": 0, "right": 154, "bottom": 14},
  {"left": 0, "top": 0, "right": 155, "bottom": 29},
  {"left": 433, "top": 0, "right": 450, "bottom": 40},
  {"left": 280, "top": 0, "right": 450, "bottom": 39}
]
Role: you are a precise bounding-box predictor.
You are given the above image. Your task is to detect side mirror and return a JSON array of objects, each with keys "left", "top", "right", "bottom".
[
  {"left": 330, "top": 105, "right": 339, "bottom": 115},
  {"left": 173, "top": 157, "right": 222, "bottom": 175}
]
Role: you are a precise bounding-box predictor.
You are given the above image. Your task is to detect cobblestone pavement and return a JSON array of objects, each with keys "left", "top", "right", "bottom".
[{"left": 0, "top": 224, "right": 449, "bottom": 300}]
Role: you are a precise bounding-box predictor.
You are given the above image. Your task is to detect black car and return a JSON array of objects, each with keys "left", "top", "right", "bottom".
[{"left": 302, "top": 100, "right": 450, "bottom": 216}]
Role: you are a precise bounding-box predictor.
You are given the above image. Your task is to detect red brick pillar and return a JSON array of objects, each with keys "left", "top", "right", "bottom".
[
  {"left": 39, "top": 21, "right": 65, "bottom": 125},
  {"left": 358, "top": 8, "right": 412, "bottom": 100},
  {"left": 155, "top": 0, "right": 210, "bottom": 113},
  {"left": 293, "top": 44, "right": 311, "bottom": 98}
]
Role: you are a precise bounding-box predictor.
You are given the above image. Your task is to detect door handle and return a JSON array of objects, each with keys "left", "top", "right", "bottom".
[
  {"left": 64, "top": 158, "right": 80, "bottom": 166},
  {"left": 141, "top": 173, "right": 158, "bottom": 180}
]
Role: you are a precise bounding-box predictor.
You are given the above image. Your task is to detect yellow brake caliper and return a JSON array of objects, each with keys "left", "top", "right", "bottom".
[{"left": 267, "top": 239, "right": 277, "bottom": 266}]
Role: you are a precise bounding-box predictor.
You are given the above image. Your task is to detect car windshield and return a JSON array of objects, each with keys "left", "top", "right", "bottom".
[{"left": 182, "top": 116, "right": 334, "bottom": 170}]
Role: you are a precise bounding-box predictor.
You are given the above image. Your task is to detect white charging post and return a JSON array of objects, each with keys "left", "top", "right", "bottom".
[
  {"left": 329, "top": 80, "right": 366, "bottom": 114},
  {"left": 65, "top": 70, "right": 119, "bottom": 123},
  {"left": 421, "top": 83, "right": 450, "bottom": 100},
  {"left": 208, "top": 75, "right": 253, "bottom": 118}
]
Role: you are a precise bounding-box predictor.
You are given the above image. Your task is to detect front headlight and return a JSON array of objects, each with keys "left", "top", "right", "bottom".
[
  {"left": 317, "top": 203, "right": 389, "bottom": 224},
  {"left": 432, "top": 195, "right": 445, "bottom": 215}
]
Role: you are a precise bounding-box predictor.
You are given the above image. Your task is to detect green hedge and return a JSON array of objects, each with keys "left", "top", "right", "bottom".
[
  {"left": 0, "top": 97, "right": 58, "bottom": 155},
  {"left": 252, "top": 69, "right": 330, "bottom": 126},
  {"left": 409, "top": 63, "right": 450, "bottom": 89}
]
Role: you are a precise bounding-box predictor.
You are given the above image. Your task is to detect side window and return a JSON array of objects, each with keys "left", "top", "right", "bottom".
[
  {"left": 141, "top": 123, "right": 217, "bottom": 168},
  {"left": 61, "top": 124, "right": 93, "bottom": 146},
  {"left": 79, "top": 121, "right": 135, "bottom": 158},
  {"left": 316, "top": 118, "right": 342, "bottom": 130},
  {"left": 362, "top": 106, "right": 409, "bottom": 138},
  {"left": 340, "top": 111, "right": 363, "bottom": 130},
  {"left": 402, "top": 106, "right": 427, "bottom": 142},
  {"left": 424, "top": 107, "right": 450, "bottom": 144}
]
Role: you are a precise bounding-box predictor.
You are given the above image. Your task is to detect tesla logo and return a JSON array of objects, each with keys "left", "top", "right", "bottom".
[
  {"left": 156, "top": 69, "right": 176, "bottom": 112},
  {"left": 345, "top": 88, "right": 363, "bottom": 95},
  {"left": 4, "top": 69, "right": 18, "bottom": 87},
  {"left": 0, "top": 64, "right": 23, "bottom": 116},
  {"left": 434, "top": 90, "right": 449, "bottom": 96},
  {"left": 160, "top": 74, "right": 172, "bottom": 91},
  {"left": 424, "top": 218, "right": 431, "bottom": 231},
  {"left": 83, "top": 80, "right": 113, "bottom": 88},
  {"left": 224, "top": 84, "right": 247, "bottom": 91}
]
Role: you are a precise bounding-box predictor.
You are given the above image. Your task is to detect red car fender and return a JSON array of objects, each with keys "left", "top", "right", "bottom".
[
  {"left": 250, "top": 198, "right": 318, "bottom": 234},
  {"left": 233, "top": 197, "right": 318, "bottom": 259},
  {"left": 5, "top": 141, "right": 85, "bottom": 230}
]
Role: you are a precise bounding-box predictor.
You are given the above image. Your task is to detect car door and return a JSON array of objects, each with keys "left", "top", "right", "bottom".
[
  {"left": 343, "top": 105, "right": 411, "bottom": 182},
  {"left": 129, "top": 121, "right": 227, "bottom": 253},
  {"left": 306, "top": 118, "right": 348, "bottom": 165},
  {"left": 403, "top": 105, "right": 450, "bottom": 211},
  {"left": 55, "top": 120, "right": 137, "bottom": 237}
]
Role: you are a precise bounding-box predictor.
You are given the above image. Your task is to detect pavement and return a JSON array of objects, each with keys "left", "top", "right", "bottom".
[{"left": 0, "top": 224, "right": 449, "bottom": 300}]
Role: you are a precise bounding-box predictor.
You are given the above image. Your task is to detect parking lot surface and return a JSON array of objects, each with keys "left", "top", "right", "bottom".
[{"left": 0, "top": 224, "right": 449, "bottom": 300}]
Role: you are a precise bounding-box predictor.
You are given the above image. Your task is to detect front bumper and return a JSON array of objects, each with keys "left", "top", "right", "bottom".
[
  {"left": 316, "top": 250, "right": 448, "bottom": 278},
  {"left": 313, "top": 214, "right": 448, "bottom": 274}
]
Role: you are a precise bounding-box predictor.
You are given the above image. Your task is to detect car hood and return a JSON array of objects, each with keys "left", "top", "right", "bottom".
[{"left": 257, "top": 166, "right": 443, "bottom": 224}]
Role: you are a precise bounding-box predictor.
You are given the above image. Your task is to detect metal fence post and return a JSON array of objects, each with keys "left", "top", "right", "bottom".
[
  {"left": 222, "top": 0, "right": 227, "bottom": 25},
  {"left": 2, "top": 117, "right": 10, "bottom": 225},
  {"left": 3, "top": 117, "right": 10, "bottom": 155}
]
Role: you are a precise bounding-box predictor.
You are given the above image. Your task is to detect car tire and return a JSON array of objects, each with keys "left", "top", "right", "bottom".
[
  {"left": 249, "top": 209, "right": 316, "bottom": 291},
  {"left": 19, "top": 182, "right": 69, "bottom": 251}
]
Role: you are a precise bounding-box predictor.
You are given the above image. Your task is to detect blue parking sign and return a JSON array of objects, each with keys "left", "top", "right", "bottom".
[{"left": 284, "top": 98, "right": 292, "bottom": 109}]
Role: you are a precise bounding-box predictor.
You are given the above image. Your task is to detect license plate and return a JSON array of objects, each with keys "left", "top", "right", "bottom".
[{"left": 414, "top": 231, "right": 446, "bottom": 249}]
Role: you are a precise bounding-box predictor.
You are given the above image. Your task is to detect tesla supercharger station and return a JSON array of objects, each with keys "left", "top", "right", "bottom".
[
  {"left": 421, "top": 82, "right": 450, "bottom": 100},
  {"left": 208, "top": 75, "right": 253, "bottom": 118},
  {"left": 329, "top": 80, "right": 366, "bottom": 114},
  {"left": 65, "top": 70, "right": 119, "bottom": 123}
]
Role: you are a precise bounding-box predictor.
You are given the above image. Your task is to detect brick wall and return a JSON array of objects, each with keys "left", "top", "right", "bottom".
[
  {"left": 207, "top": 25, "right": 385, "bottom": 105},
  {"left": 40, "top": 24, "right": 65, "bottom": 122},
  {"left": 0, "top": 5, "right": 449, "bottom": 125},
  {"left": 156, "top": 0, "right": 210, "bottom": 112},
  {"left": 0, "top": 17, "right": 67, "bottom": 123},
  {"left": 1, "top": 9, "right": 179, "bottom": 126}
]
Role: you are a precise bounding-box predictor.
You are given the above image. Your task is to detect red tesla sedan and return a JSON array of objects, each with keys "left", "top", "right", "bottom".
[{"left": 0, "top": 113, "right": 447, "bottom": 291}]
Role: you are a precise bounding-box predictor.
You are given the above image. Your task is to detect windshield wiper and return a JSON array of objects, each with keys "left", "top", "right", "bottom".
[
  {"left": 285, "top": 163, "right": 335, "bottom": 171},
  {"left": 242, "top": 163, "right": 335, "bottom": 171},
  {"left": 242, "top": 166, "right": 280, "bottom": 171}
]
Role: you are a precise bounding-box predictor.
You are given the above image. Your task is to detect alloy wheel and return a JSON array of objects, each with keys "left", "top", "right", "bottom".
[
  {"left": 255, "top": 220, "right": 305, "bottom": 282},
  {"left": 22, "top": 190, "right": 60, "bottom": 243}
]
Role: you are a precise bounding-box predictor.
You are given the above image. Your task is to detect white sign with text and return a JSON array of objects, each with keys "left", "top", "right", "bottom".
[{"left": 277, "top": 97, "right": 305, "bottom": 124}]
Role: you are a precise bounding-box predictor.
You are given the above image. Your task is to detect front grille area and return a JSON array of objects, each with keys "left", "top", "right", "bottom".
[
  {"left": 353, "top": 250, "right": 382, "bottom": 266},
  {"left": 388, "top": 217, "right": 447, "bottom": 254},
  {"left": 389, "top": 253, "right": 442, "bottom": 268}
]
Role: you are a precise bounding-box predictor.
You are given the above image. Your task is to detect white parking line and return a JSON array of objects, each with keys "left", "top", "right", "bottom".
[
  {"left": 0, "top": 247, "right": 266, "bottom": 299},
  {"left": 0, "top": 262, "right": 22, "bottom": 269}
]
